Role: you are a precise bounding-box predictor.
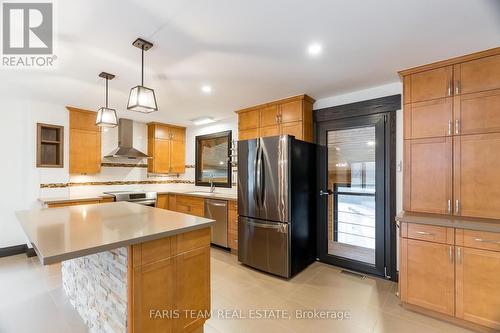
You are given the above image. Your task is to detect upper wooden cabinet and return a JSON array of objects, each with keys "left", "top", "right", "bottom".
[
  {"left": 67, "top": 107, "right": 101, "bottom": 174},
  {"left": 454, "top": 53, "right": 500, "bottom": 95},
  {"left": 405, "top": 66, "right": 453, "bottom": 104},
  {"left": 401, "top": 47, "right": 500, "bottom": 218},
  {"left": 454, "top": 89, "right": 500, "bottom": 135},
  {"left": 403, "top": 137, "right": 452, "bottom": 214},
  {"left": 236, "top": 94, "right": 315, "bottom": 142},
  {"left": 147, "top": 123, "right": 186, "bottom": 174},
  {"left": 404, "top": 98, "right": 453, "bottom": 139},
  {"left": 454, "top": 133, "right": 500, "bottom": 219}
]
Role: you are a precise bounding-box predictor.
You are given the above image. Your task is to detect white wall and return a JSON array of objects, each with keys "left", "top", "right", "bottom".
[
  {"left": 314, "top": 82, "right": 404, "bottom": 213},
  {"left": 185, "top": 117, "right": 238, "bottom": 165},
  {"left": 0, "top": 100, "right": 70, "bottom": 247}
]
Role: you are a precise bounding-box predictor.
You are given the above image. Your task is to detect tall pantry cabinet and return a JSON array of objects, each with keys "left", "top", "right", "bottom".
[
  {"left": 402, "top": 49, "right": 500, "bottom": 219},
  {"left": 399, "top": 47, "right": 500, "bottom": 332}
]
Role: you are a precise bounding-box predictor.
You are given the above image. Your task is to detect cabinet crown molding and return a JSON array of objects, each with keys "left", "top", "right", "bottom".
[{"left": 398, "top": 46, "right": 500, "bottom": 78}]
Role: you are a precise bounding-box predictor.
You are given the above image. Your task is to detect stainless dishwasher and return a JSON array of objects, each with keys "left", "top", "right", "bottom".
[{"left": 204, "top": 199, "right": 228, "bottom": 248}]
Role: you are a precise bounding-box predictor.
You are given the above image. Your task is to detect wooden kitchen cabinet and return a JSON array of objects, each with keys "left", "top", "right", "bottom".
[
  {"left": 156, "top": 194, "right": 169, "bottom": 209},
  {"left": 129, "top": 228, "right": 211, "bottom": 333},
  {"left": 175, "top": 246, "right": 210, "bottom": 332},
  {"left": 455, "top": 246, "right": 500, "bottom": 330},
  {"left": 406, "top": 66, "right": 453, "bottom": 103},
  {"left": 68, "top": 107, "right": 101, "bottom": 174},
  {"left": 403, "top": 137, "right": 452, "bottom": 214},
  {"left": 454, "top": 53, "right": 500, "bottom": 95},
  {"left": 228, "top": 201, "right": 238, "bottom": 252},
  {"left": 453, "top": 133, "right": 500, "bottom": 219},
  {"left": 168, "top": 194, "right": 205, "bottom": 217},
  {"left": 236, "top": 94, "right": 315, "bottom": 142},
  {"left": 403, "top": 98, "right": 453, "bottom": 139},
  {"left": 453, "top": 89, "right": 500, "bottom": 135},
  {"left": 400, "top": 237, "right": 455, "bottom": 316},
  {"left": 147, "top": 123, "right": 186, "bottom": 174}
]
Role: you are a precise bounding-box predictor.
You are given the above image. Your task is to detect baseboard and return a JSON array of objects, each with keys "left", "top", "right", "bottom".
[
  {"left": 0, "top": 244, "right": 38, "bottom": 259},
  {"left": 26, "top": 247, "right": 37, "bottom": 257},
  {"left": 0, "top": 244, "right": 27, "bottom": 258}
]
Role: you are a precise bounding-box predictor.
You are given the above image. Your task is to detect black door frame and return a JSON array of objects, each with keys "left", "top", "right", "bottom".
[{"left": 314, "top": 94, "right": 400, "bottom": 281}]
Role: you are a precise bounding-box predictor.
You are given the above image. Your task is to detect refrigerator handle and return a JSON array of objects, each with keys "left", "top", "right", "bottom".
[
  {"left": 259, "top": 145, "right": 265, "bottom": 206},
  {"left": 255, "top": 144, "right": 262, "bottom": 208}
]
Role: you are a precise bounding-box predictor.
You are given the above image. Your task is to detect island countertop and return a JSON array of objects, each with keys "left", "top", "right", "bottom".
[{"left": 16, "top": 201, "right": 215, "bottom": 265}]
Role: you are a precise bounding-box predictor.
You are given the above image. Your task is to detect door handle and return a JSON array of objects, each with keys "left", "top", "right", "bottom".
[{"left": 319, "top": 189, "right": 333, "bottom": 196}]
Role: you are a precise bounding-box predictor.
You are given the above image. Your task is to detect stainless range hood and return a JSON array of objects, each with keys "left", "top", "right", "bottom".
[{"left": 104, "top": 118, "right": 150, "bottom": 159}]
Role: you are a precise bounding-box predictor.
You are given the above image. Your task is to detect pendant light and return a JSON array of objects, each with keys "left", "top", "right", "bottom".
[
  {"left": 127, "top": 38, "right": 158, "bottom": 113},
  {"left": 96, "top": 72, "right": 118, "bottom": 128}
]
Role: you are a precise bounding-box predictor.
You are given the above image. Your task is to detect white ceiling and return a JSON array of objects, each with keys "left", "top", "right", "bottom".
[{"left": 2, "top": 0, "right": 499, "bottom": 126}]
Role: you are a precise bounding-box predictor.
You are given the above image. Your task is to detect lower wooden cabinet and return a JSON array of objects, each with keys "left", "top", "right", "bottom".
[
  {"left": 129, "top": 228, "right": 211, "bottom": 333},
  {"left": 46, "top": 198, "right": 112, "bottom": 208},
  {"left": 228, "top": 201, "right": 238, "bottom": 251},
  {"left": 455, "top": 246, "right": 500, "bottom": 330},
  {"left": 400, "top": 238, "right": 455, "bottom": 316},
  {"left": 400, "top": 222, "right": 500, "bottom": 331},
  {"left": 169, "top": 195, "right": 205, "bottom": 217},
  {"left": 156, "top": 194, "right": 169, "bottom": 209}
]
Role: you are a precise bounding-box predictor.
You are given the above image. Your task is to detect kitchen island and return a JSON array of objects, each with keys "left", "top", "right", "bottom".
[{"left": 15, "top": 202, "right": 214, "bottom": 333}]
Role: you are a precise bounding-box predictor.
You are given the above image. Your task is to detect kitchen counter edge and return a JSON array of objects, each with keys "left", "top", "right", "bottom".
[{"left": 396, "top": 211, "right": 500, "bottom": 233}]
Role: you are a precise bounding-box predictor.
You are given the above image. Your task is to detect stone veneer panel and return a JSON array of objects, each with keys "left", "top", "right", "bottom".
[{"left": 62, "top": 247, "right": 128, "bottom": 333}]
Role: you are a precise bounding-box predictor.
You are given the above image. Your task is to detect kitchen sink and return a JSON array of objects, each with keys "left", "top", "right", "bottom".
[{"left": 186, "top": 191, "right": 217, "bottom": 195}]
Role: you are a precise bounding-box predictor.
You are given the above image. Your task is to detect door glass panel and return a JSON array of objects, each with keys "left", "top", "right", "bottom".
[{"left": 327, "top": 126, "right": 376, "bottom": 265}]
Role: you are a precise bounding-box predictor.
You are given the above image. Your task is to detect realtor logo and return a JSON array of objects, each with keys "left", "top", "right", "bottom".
[
  {"left": 2, "top": 2, "right": 56, "bottom": 67},
  {"left": 2, "top": 2, "right": 53, "bottom": 54}
]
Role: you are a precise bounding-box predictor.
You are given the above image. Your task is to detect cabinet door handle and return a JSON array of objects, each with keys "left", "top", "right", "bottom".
[
  {"left": 447, "top": 199, "right": 451, "bottom": 214},
  {"left": 457, "top": 247, "right": 462, "bottom": 264},
  {"left": 448, "top": 120, "right": 452, "bottom": 135},
  {"left": 416, "top": 231, "right": 434, "bottom": 236},
  {"left": 455, "top": 200, "right": 460, "bottom": 214},
  {"left": 455, "top": 80, "right": 461, "bottom": 95},
  {"left": 455, "top": 119, "right": 460, "bottom": 135},
  {"left": 449, "top": 246, "right": 453, "bottom": 263},
  {"left": 474, "top": 238, "right": 500, "bottom": 244},
  {"left": 447, "top": 80, "right": 452, "bottom": 96}
]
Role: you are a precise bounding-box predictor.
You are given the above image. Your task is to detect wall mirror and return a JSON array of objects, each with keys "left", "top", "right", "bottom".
[{"left": 195, "top": 130, "right": 232, "bottom": 188}]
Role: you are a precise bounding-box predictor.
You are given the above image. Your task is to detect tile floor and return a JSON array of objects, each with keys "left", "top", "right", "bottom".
[{"left": 0, "top": 248, "right": 475, "bottom": 333}]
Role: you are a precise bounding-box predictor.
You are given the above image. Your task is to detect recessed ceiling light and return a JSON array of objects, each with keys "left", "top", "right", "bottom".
[
  {"left": 201, "top": 85, "right": 212, "bottom": 94},
  {"left": 191, "top": 117, "right": 216, "bottom": 126},
  {"left": 307, "top": 43, "right": 323, "bottom": 56}
]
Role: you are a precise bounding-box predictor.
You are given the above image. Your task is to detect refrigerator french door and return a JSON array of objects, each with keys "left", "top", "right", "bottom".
[{"left": 238, "top": 135, "right": 316, "bottom": 278}]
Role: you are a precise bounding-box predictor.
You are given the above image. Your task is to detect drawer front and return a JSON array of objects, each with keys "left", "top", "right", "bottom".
[
  {"left": 175, "top": 195, "right": 205, "bottom": 217},
  {"left": 407, "top": 223, "right": 453, "bottom": 244},
  {"left": 176, "top": 227, "right": 211, "bottom": 254},
  {"left": 462, "top": 230, "right": 500, "bottom": 252}
]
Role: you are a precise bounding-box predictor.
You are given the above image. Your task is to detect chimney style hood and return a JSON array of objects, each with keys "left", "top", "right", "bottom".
[{"left": 104, "top": 118, "right": 150, "bottom": 159}]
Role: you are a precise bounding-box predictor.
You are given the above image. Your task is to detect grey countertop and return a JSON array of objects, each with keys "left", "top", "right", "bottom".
[
  {"left": 396, "top": 211, "right": 500, "bottom": 233},
  {"left": 16, "top": 202, "right": 215, "bottom": 265}
]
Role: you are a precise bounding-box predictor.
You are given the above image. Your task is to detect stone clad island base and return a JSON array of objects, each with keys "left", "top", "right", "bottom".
[{"left": 62, "top": 228, "right": 211, "bottom": 333}]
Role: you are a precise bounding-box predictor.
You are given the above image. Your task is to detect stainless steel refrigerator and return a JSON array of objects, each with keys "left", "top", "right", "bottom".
[{"left": 238, "top": 135, "right": 316, "bottom": 278}]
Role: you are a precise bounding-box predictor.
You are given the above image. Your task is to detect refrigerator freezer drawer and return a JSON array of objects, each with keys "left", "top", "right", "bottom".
[{"left": 238, "top": 216, "right": 289, "bottom": 277}]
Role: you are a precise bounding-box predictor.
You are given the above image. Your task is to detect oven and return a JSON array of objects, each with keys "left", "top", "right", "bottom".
[{"left": 103, "top": 191, "right": 157, "bottom": 207}]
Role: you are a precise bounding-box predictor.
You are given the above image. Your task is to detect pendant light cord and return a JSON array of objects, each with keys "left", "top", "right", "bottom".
[
  {"left": 141, "top": 45, "right": 144, "bottom": 86},
  {"left": 105, "top": 77, "right": 109, "bottom": 108}
]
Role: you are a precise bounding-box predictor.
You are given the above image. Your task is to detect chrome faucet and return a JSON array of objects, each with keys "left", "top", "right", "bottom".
[{"left": 209, "top": 174, "right": 215, "bottom": 193}]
